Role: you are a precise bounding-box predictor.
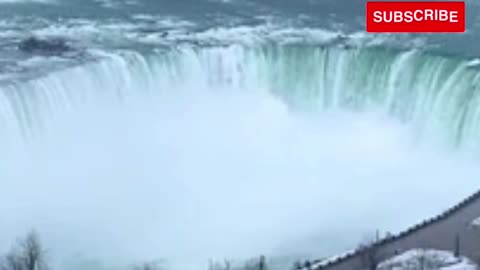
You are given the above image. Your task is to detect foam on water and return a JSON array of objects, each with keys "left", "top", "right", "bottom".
[{"left": 0, "top": 14, "right": 431, "bottom": 84}]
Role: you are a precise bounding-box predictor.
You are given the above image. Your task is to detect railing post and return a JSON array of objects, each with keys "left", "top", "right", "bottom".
[{"left": 454, "top": 234, "right": 460, "bottom": 258}]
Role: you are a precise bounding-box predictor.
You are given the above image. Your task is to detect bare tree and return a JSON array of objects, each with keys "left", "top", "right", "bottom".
[
  {"left": 207, "top": 256, "right": 267, "bottom": 270},
  {"left": 133, "top": 259, "right": 166, "bottom": 270},
  {"left": 240, "top": 256, "right": 269, "bottom": 270},
  {"left": 20, "top": 231, "right": 47, "bottom": 270},
  {"left": 1, "top": 231, "right": 47, "bottom": 270},
  {"left": 208, "top": 260, "right": 232, "bottom": 270},
  {"left": 258, "top": 255, "right": 266, "bottom": 270},
  {"left": 223, "top": 260, "right": 231, "bottom": 270},
  {"left": 291, "top": 260, "right": 303, "bottom": 270},
  {"left": 1, "top": 250, "right": 23, "bottom": 270},
  {"left": 303, "top": 260, "right": 312, "bottom": 270}
]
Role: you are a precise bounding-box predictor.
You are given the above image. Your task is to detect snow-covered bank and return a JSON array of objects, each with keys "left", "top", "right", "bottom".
[{"left": 379, "top": 249, "right": 477, "bottom": 270}]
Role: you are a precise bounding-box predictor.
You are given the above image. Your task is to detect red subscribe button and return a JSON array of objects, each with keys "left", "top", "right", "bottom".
[{"left": 366, "top": 1, "right": 465, "bottom": 33}]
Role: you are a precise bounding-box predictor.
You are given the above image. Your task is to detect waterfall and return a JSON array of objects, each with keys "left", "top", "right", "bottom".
[
  {"left": 2, "top": 44, "right": 480, "bottom": 269},
  {"left": 2, "top": 45, "right": 480, "bottom": 149}
]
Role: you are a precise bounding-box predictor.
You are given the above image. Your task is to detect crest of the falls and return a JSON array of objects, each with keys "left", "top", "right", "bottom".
[{"left": 1, "top": 45, "right": 480, "bottom": 149}]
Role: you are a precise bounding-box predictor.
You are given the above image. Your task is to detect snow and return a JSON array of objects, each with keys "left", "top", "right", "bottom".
[
  {"left": 469, "top": 216, "right": 480, "bottom": 227},
  {"left": 378, "top": 249, "right": 477, "bottom": 270},
  {"left": 309, "top": 248, "right": 477, "bottom": 270},
  {"left": 310, "top": 248, "right": 362, "bottom": 269},
  {"left": 466, "top": 59, "right": 480, "bottom": 68}
]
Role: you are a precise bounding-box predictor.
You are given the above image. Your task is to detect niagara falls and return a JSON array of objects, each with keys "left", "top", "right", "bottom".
[{"left": 0, "top": 1, "right": 480, "bottom": 270}]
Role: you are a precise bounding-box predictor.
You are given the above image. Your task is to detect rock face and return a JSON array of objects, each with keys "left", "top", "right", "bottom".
[{"left": 18, "top": 37, "right": 73, "bottom": 55}]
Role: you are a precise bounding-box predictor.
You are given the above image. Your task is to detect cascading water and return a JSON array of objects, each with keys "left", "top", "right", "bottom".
[
  {"left": 2, "top": 44, "right": 480, "bottom": 269},
  {"left": 2, "top": 46, "right": 480, "bottom": 147}
]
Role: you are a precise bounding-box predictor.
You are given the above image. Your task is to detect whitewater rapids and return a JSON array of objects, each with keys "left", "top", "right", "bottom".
[{"left": 1, "top": 45, "right": 480, "bottom": 269}]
